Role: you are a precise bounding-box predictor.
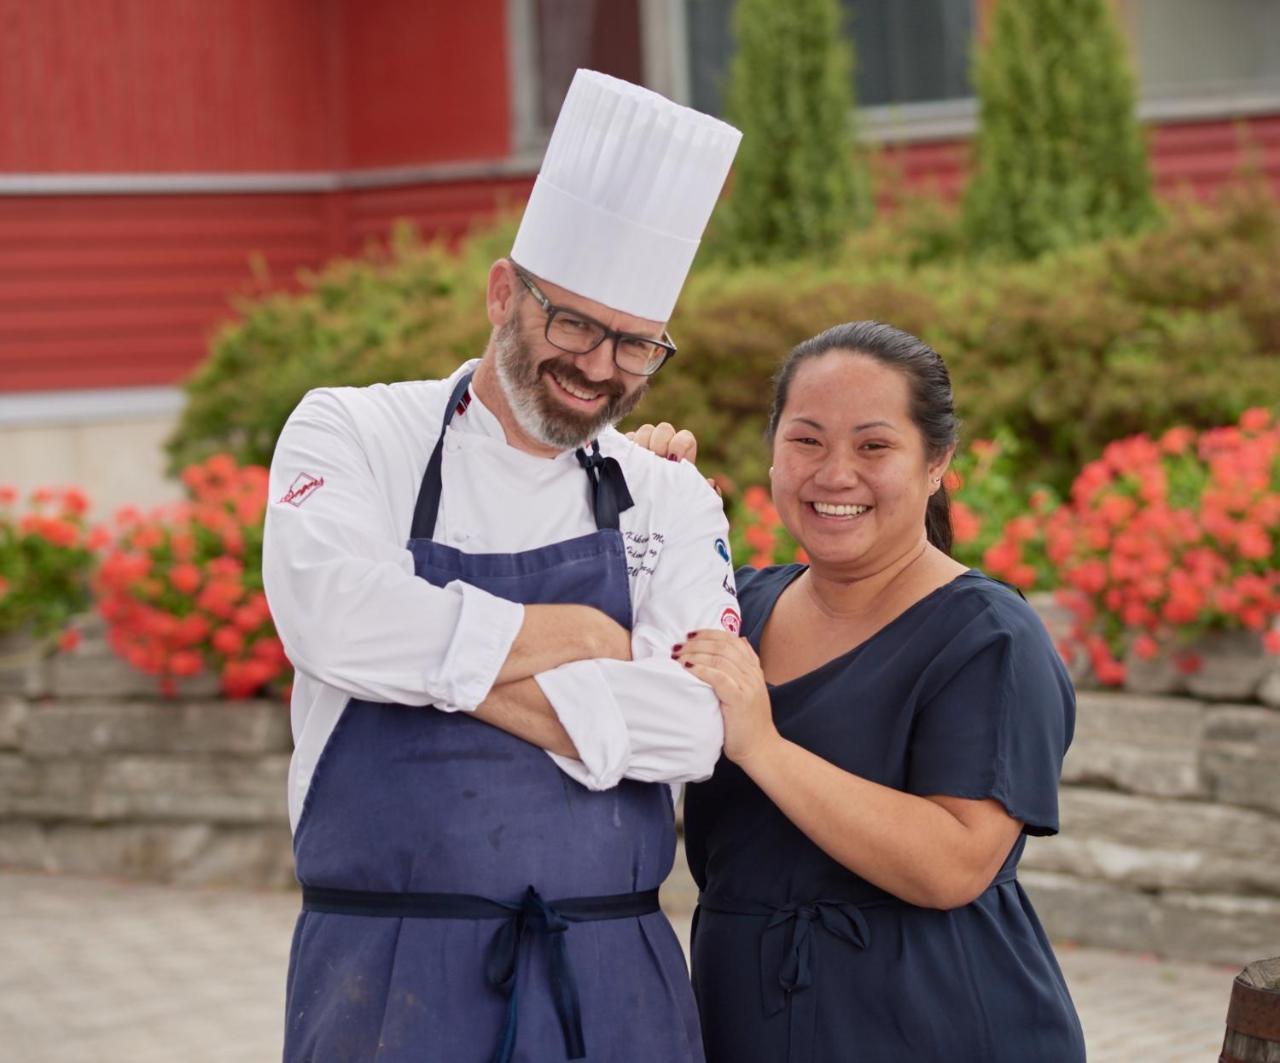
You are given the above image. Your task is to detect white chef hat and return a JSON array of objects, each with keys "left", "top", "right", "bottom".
[{"left": 511, "top": 69, "right": 742, "bottom": 323}]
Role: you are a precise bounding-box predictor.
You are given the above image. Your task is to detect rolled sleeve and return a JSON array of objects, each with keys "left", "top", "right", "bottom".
[
  {"left": 537, "top": 660, "right": 633, "bottom": 790},
  {"left": 535, "top": 459, "right": 734, "bottom": 786},
  {"left": 435, "top": 581, "right": 526, "bottom": 711}
]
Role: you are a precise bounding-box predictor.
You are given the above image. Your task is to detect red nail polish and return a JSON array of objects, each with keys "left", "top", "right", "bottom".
[
  {"left": 672, "top": 643, "right": 683, "bottom": 653},
  {"left": 686, "top": 631, "right": 697, "bottom": 639},
  {"left": 683, "top": 661, "right": 693, "bottom": 669}
]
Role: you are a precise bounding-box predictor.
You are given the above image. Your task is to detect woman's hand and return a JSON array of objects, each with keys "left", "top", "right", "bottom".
[
  {"left": 674, "top": 630, "right": 779, "bottom": 767},
  {"left": 626, "top": 422, "right": 699, "bottom": 464}
]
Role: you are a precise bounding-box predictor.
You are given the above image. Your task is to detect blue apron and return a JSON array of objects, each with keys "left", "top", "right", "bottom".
[{"left": 284, "top": 372, "right": 704, "bottom": 1063}]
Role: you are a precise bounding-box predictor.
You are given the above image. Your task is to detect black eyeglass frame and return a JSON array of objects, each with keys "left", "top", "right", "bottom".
[{"left": 511, "top": 264, "right": 678, "bottom": 377}]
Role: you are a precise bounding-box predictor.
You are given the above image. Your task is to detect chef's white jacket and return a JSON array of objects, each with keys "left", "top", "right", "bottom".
[{"left": 264, "top": 360, "right": 739, "bottom": 831}]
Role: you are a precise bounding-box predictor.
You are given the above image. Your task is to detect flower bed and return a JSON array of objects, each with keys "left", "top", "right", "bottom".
[
  {"left": 0, "top": 487, "right": 99, "bottom": 648},
  {"left": 95, "top": 455, "right": 289, "bottom": 699},
  {"left": 5, "top": 408, "right": 1278, "bottom": 705},
  {"left": 981, "top": 408, "right": 1279, "bottom": 691}
]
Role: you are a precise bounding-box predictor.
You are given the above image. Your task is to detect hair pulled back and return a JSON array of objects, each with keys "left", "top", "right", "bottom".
[{"left": 766, "top": 321, "right": 960, "bottom": 554}]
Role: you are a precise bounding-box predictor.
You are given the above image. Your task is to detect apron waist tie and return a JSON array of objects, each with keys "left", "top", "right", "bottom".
[
  {"left": 301, "top": 883, "right": 660, "bottom": 1063},
  {"left": 697, "top": 868, "right": 1019, "bottom": 1063}
]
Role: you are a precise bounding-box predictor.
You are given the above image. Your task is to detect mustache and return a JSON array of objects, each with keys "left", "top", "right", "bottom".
[{"left": 539, "top": 357, "right": 627, "bottom": 401}]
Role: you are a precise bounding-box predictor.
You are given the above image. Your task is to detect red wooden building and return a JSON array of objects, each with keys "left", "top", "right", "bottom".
[{"left": 2, "top": 0, "right": 1279, "bottom": 401}]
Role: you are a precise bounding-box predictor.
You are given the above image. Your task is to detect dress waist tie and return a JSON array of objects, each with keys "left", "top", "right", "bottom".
[
  {"left": 697, "top": 868, "right": 1019, "bottom": 1063},
  {"left": 302, "top": 883, "right": 659, "bottom": 1063}
]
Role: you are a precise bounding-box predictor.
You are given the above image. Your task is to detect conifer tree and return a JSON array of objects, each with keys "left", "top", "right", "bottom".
[
  {"left": 716, "top": 0, "right": 870, "bottom": 264},
  {"left": 963, "top": 0, "right": 1157, "bottom": 260}
]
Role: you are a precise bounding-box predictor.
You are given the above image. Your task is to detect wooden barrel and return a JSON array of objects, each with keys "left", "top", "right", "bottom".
[{"left": 1221, "top": 957, "right": 1280, "bottom": 1063}]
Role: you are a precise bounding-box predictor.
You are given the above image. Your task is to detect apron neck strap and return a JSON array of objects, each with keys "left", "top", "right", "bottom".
[
  {"left": 410, "top": 371, "right": 475, "bottom": 540},
  {"left": 409, "top": 370, "right": 636, "bottom": 540}
]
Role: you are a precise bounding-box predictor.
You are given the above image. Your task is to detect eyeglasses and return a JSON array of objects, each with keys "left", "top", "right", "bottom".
[{"left": 512, "top": 265, "right": 678, "bottom": 377}]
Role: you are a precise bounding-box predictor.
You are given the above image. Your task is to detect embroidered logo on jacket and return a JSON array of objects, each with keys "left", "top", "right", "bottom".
[
  {"left": 720, "top": 607, "right": 741, "bottom": 634},
  {"left": 714, "top": 538, "right": 730, "bottom": 563},
  {"left": 279, "top": 472, "right": 326, "bottom": 507}
]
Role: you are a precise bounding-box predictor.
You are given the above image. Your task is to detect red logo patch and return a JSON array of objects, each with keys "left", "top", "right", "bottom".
[
  {"left": 719, "top": 607, "right": 741, "bottom": 634},
  {"left": 279, "top": 472, "right": 325, "bottom": 507}
]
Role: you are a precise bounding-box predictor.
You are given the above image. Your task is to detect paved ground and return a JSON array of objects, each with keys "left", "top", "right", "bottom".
[{"left": 1, "top": 869, "right": 1237, "bottom": 1062}]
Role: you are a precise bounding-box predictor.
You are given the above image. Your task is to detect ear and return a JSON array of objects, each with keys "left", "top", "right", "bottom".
[
  {"left": 486, "top": 259, "right": 518, "bottom": 328},
  {"left": 927, "top": 445, "right": 957, "bottom": 494}
]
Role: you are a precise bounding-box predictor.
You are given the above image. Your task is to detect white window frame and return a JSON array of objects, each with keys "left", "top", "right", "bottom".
[{"left": 506, "top": 0, "right": 690, "bottom": 158}]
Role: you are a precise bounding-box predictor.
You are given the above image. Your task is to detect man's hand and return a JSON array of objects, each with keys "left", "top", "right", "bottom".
[{"left": 495, "top": 603, "right": 631, "bottom": 686}]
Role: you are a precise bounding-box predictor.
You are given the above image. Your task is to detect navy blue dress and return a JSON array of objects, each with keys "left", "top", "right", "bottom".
[{"left": 684, "top": 565, "right": 1086, "bottom": 1063}]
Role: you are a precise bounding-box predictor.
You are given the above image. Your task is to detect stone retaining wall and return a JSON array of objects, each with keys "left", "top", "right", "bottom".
[
  {"left": 1020, "top": 690, "right": 1280, "bottom": 965},
  {"left": 0, "top": 627, "right": 294, "bottom": 888},
  {"left": 2, "top": 619, "right": 1278, "bottom": 965}
]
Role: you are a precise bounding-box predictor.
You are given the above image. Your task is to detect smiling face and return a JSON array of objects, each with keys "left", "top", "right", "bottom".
[
  {"left": 770, "top": 350, "right": 952, "bottom": 574},
  {"left": 487, "top": 263, "right": 654, "bottom": 451}
]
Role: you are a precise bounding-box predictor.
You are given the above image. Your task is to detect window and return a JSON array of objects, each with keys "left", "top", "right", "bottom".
[
  {"left": 509, "top": 0, "right": 645, "bottom": 152},
  {"left": 683, "top": 0, "right": 975, "bottom": 118},
  {"left": 1117, "top": 0, "right": 1280, "bottom": 105}
]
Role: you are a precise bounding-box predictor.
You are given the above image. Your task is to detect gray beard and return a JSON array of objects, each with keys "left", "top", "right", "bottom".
[{"left": 492, "top": 319, "right": 646, "bottom": 450}]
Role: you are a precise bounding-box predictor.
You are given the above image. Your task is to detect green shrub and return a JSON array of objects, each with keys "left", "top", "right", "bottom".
[
  {"left": 167, "top": 186, "right": 1280, "bottom": 501},
  {"left": 659, "top": 185, "right": 1280, "bottom": 494},
  {"left": 962, "top": 0, "right": 1157, "bottom": 260},
  {"left": 166, "top": 219, "right": 517, "bottom": 473},
  {"left": 710, "top": 0, "right": 871, "bottom": 264}
]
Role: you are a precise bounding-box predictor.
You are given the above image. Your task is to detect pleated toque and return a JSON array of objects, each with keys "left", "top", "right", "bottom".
[{"left": 511, "top": 69, "right": 742, "bottom": 323}]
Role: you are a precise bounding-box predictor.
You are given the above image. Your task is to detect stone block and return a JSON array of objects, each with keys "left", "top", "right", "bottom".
[
  {"left": 22, "top": 700, "right": 291, "bottom": 758},
  {"left": 170, "top": 825, "right": 296, "bottom": 889},
  {"left": 92, "top": 755, "right": 291, "bottom": 824},
  {"left": 0, "top": 753, "right": 289, "bottom": 824},
  {"left": 1062, "top": 692, "right": 1206, "bottom": 797},
  {"left": 1158, "top": 891, "right": 1280, "bottom": 967},
  {"left": 1183, "top": 631, "right": 1269, "bottom": 702},
  {"left": 1202, "top": 705, "right": 1280, "bottom": 815},
  {"left": 1022, "top": 787, "right": 1280, "bottom": 894},
  {"left": 0, "top": 821, "right": 208, "bottom": 877},
  {"left": 0, "top": 820, "right": 294, "bottom": 888},
  {"left": 1258, "top": 667, "right": 1280, "bottom": 709},
  {"left": 0, "top": 754, "right": 102, "bottom": 819},
  {"left": 1019, "top": 869, "right": 1160, "bottom": 954},
  {"left": 0, "top": 641, "right": 50, "bottom": 698},
  {"left": 46, "top": 652, "right": 219, "bottom": 700},
  {"left": 1021, "top": 871, "right": 1280, "bottom": 967},
  {"left": 0, "top": 697, "right": 29, "bottom": 749},
  {"left": 1122, "top": 648, "right": 1185, "bottom": 696},
  {"left": 0, "top": 821, "right": 48, "bottom": 868}
]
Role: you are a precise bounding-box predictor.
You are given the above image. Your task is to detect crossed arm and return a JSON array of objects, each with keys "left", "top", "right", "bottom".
[{"left": 472, "top": 603, "right": 633, "bottom": 758}]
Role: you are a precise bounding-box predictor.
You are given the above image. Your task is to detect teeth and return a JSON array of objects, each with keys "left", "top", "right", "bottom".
[
  {"left": 813, "top": 502, "right": 870, "bottom": 516},
  {"left": 551, "top": 373, "right": 599, "bottom": 402}
]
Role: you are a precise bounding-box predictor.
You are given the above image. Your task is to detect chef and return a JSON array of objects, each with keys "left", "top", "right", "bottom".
[{"left": 263, "top": 70, "right": 742, "bottom": 1062}]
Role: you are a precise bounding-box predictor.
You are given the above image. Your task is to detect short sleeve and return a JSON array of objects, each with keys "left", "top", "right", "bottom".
[{"left": 906, "top": 607, "right": 1074, "bottom": 836}]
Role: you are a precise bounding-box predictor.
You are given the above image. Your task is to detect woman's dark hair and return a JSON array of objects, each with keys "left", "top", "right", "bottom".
[{"left": 766, "top": 321, "right": 960, "bottom": 554}]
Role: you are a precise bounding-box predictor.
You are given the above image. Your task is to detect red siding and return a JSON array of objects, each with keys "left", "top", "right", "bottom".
[
  {"left": 0, "top": 0, "right": 1277, "bottom": 396},
  {"left": 1150, "top": 115, "right": 1280, "bottom": 197},
  {"left": 0, "top": 0, "right": 340, "bottom": 173},
  {"left": 341, "top": 0, "right": 511, "bottom": 167},
  {"left": 883, "top": 113, "right": 1280, "bottom": 203},
  {"left": 346, "top": 176, "right": 534, "bottom": 249},
  {"left": 0, "top": 0, "right": 512, "bottom": 174},
  {"left": 0, "top": 194, "right": 335, "bottom": 392}
]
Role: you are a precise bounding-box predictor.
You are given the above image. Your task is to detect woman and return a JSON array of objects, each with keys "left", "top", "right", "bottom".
[{"left": 642, "top": 321, "right": 1085, "bottom": 1062}]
